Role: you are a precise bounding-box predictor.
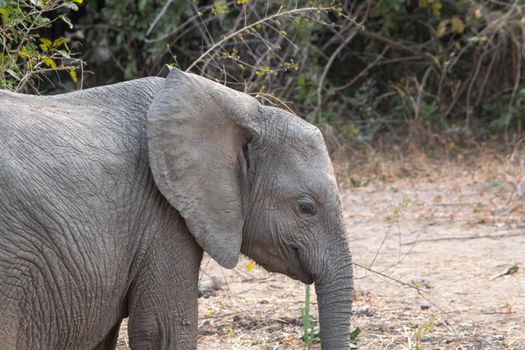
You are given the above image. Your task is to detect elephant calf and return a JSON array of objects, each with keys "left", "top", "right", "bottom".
[{"left": 0, "top": 69, "right": 353, "bottom": 349}]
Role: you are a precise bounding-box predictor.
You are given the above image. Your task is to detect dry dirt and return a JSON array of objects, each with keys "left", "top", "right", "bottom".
[{"left": 117, "top": 153, "right": 524, "bottom": 349}]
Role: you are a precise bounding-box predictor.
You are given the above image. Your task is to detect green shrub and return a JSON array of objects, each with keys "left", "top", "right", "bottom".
[
  {"left": 0, "top": 0, "right": 82, "bottom": 92},
  {"left": 5, "top": 0, "right": 524, "bottom": 144}
]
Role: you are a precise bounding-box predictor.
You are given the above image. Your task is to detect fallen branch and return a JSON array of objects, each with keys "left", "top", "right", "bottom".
[{"left": 401, "top": 231, "right": 525, "bottom": 246}]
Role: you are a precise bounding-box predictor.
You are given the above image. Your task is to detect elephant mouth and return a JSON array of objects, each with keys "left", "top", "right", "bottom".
[{"left": 290, "top": 247, "right": 314, "bottom": 284}]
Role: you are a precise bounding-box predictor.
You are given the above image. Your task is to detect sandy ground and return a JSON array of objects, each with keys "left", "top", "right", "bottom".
[{"left": 117, "top": 154, "right": 524, "bottom": 349}]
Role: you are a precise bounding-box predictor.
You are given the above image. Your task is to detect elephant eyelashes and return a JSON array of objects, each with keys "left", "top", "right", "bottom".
[{"left": 298, "top": 198, "right": 316, "bottom": 215}]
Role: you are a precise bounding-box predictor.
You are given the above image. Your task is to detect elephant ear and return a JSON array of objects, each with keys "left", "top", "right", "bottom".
[{"left": 147, "top": 69, "right": 259, "bottom": 268}]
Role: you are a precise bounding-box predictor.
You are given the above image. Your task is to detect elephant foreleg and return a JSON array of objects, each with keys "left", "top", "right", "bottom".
[
  {"left": 127, "top": 225, "right": 203, "bottom": 350},
  {"left": 92, "top": 320, "right": 121, "bottom": 350}
]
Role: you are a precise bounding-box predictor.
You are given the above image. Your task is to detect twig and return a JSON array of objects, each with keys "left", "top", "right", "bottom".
[
  {"left": 414, "top": 66, "right": 433, "bottom": 120},
  {"left": 145, "top": 0, "right": 174, "bottom": 36},
  {"left": 367, "top": 221, "right": 394, "bottom": 270},
  {"left": 353, "top": 262, "right": 430, "bottom": 294},
  {"left": 201, "top": 312, "right": 241, "bottom": 320},
  {"left": 356, "top": 28, "right": 435, "bottom": 62},
  {"left": 186, "top": 6, "right": 333, "bottom": 72},
  {"left": 16, "top": 65, "right": 77, "bottom": 93},
  {"left": 508, "top": 33, "right": 523, "bottom": 115},
  {"left": 465, "top": 49, "right": 487, "bottom": 129},
  {"left": 401, "top": 231, "right": 525, "bottom": 246},
  {"left": 334, "top": 46, "right": 389, "bottom": 92},
  {"left": 254, "top": 92, "right": 295, "bottom": 113},
  {"left": 316, "top": 25, "right": 357, "bottom": 116},
  {"left": 355, "top": 262, "right": 456, "bottom": 319}
]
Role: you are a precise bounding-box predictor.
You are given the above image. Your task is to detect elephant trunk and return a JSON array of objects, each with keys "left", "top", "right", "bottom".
[{"left": 314, "top": 240, "right": 353, "bottom": 349}]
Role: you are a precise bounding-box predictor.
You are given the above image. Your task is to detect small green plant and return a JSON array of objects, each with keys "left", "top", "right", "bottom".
[
  {"left": 0, "top": 0, "right": 83, "bottom": 92},
  {"left": 350, "top": 326, "right": 361, "bottom": 343},
  {"left": 300, "top": 284, "right": 320, "bottom": 348},
  {"left": 300, "top": 284, "right": 361, "bottom": 348},
  {"left": 414, "top": 316, "right": 435, "bottom": 350}
]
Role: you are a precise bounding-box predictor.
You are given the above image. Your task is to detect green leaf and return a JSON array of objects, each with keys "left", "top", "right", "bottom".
[
  {"left": 35, "top": 16, "right": 51, "bottom": 26},
  {"left": 0, "top": 7, "right": 9, "bottom": 25},
  {"left": 211, "top": 1, "right": 229, "bottom": 15},
  {"left": 350, "top": 327, "right": 361, "bottom": 341},
  {"left": 29, "top": 0, "right": 44, "bottom": 8},
  {"left": 39, "top": 38, "right": 52, "bottom": 52},
  {"left": 19, "top": 46, "right": 30, "bottom": 59},
  {"left": 6, "top": 68, "right": 19, "bottom": 79},
  {"left": 451, "top": 16, "right": 464, "bottom": 34},
  {"left": 69, "top": 68, "right": 77, "bottom": 83},
  {"left": 138, "top": 0, "right": 148, "bottom": 11},
  {"left": 436, "top": 19, "right": 449, "bottom": 38},
  {"left": 52, "top": 38, "right": 66, "bottom": 49},
  {"left": 57, "top": 49, "right": 71, "bottom": 59},
  {"left": 432, "top": 0, "right": 442, "bottom": 17},
  {"left": 297, "top": 76, "right": 306, "bottom": 87},
  {"left": 41, "top": 56, "right": 56, "bottom": 68},
  {"left": 59, "top": 14, "right": 73, "bottom": 29},
  {"left": 62, "top": 2, "right": 78, "bottom": 11}
]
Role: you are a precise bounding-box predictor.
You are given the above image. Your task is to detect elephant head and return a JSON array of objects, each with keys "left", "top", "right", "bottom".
[{"left": 147, "top": 69, "right": 353, "bottom": 348}]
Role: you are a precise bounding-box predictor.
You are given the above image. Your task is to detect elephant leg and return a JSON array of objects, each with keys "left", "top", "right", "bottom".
[
  {"left": 127, "top": 224, "right": 203, "bottom": 350},
  {"left": 92, "top": 320, "right": 121, "bottom": 350}
]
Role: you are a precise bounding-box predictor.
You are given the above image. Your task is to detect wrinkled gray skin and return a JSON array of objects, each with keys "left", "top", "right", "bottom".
[{"left": 0, "top": 69, "right": 352, "bottom": 349}]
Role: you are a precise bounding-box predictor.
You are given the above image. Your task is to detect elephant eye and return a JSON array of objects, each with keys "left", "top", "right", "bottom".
[{"left": 298, "top": 198, "right": 316, "bottom": 215}]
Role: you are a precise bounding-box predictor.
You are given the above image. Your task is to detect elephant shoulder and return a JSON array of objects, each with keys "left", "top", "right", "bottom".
[{"left": 0, "top": 77, "right": 165, "bottom": 189}]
